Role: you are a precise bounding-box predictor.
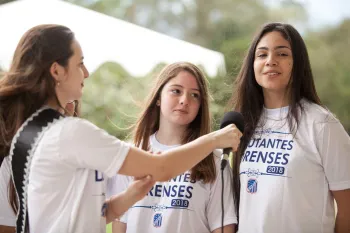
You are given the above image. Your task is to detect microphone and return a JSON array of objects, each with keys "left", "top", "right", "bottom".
[{"left": 219, "top": 111, "right": 244, "bottom": 170}]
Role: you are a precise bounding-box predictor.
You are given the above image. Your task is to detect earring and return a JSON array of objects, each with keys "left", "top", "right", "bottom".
[
  {"left": 156, "top": 100, "right": 160, "bottom": 106},
  {"left": 57, "top": 81, "right": 60, "bottom": 87}
]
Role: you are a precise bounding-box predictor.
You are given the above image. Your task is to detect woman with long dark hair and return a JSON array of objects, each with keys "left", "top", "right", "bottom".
[{"left": 229, "top": 22, "right": 350, "bottom": 232}]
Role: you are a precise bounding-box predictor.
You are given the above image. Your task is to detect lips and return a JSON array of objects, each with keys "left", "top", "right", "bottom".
[
  {"left": 174, "top": 109, "right": 188, "bottom": 114},
  {"left": 263, "top": 70, "right": 281, "bottom": 76}
]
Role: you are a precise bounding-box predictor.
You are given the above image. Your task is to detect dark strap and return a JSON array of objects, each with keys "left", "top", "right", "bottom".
[{"left": 10, "top": 108, "right": 64, "bottom": 233}]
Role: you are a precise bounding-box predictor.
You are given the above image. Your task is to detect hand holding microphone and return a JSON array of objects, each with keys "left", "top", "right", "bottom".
[
  {"left": 219, "top": 111, "right": 245, "bottom": 170},
  {"left": 212, "top": 123, "right": 242, "bottom": 151}
]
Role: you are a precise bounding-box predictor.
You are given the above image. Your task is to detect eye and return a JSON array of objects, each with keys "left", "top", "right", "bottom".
[
  {"left": 191, "top": 93, "right": 200, "bottom": 99},
  {"left": 278, "top": 52, "right": 289, "bottom": 57},
  {"left": 171, "top": 89, "right": 181, "bottom": 94},
  {"left": 256, "top": 54, "right": 267, "bottom": 58}
]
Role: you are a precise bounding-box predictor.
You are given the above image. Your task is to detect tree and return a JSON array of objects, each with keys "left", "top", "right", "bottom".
[
  {"left": 0, "top": 0, "right": 13, "bottom": 5},
  {"left": 306, "top": 19, "right": 350, "bottom": 131}
]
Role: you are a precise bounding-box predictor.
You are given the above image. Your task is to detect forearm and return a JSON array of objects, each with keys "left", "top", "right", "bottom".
[
  {"left": 119, "top": 124, "right": 240, "bottom": 181},
  {"left": 156, "top": 133, "right": 216, "bottom": 180},
  {"left": 105, "top": 191, "right": 137, "bottom": 224},
  {"left": 112, "top": 221, "right": 127, "bottom": 233},
  {"left": 119, "top": 133, "right": 216, "bottom": 181}
]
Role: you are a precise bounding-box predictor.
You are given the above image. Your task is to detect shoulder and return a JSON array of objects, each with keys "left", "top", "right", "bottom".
[
  {"left": 212, "top": 149, "right": 232, "bottom": 173},
  {"left": 53, "top": 117, "right": 102, "bottom": 137},
  {"left": 60, "top": 117, "right": 98, "bottom": 129},
  {"left": 300, "top": 99, "right": 338, "bottom": 125}
]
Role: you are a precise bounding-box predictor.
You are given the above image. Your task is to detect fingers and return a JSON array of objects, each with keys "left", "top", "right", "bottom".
[
  {"left": 224, "top": 124, "right": 243, "bottom": 152},
  {"left": 132, "top": 175, "right": 155, "bottom": 191},
  {"left": 225, "top": 123, "right": 243, "bottom": 138},
  {"left": 142, "top": 176, "right": 156, "bottom": 189}
]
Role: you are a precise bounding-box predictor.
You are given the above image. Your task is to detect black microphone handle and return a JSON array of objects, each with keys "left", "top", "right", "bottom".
[{"left": 220, "top": 148, "right": 232, "bottom": 170}]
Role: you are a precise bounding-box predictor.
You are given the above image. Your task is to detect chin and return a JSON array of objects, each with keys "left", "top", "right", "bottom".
[
  {"left": 170, "top": 119, "right": 191, "bottom": 126},
  {"left": 74, "top": 92, "right": 83, "bottom": 99}
]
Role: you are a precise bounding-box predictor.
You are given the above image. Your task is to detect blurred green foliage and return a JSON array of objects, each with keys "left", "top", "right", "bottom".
[{"left": 1, "top": 0, "right": 349, "bottom": 137}]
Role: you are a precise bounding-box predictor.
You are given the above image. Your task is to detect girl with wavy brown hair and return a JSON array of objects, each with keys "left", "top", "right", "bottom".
[{"left": 110, "top": 62, "right": 237, "bottom": 233}]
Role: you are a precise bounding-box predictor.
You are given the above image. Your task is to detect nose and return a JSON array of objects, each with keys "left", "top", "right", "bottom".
[
  {"left": 266, "top": 55, "right": 278, "bottom": 66},
  {"left": 180, "top": 94, "right": 189, "bottom": 106},
  {"left": 83, "top": 65, "right": 89, "bottom": 79}
]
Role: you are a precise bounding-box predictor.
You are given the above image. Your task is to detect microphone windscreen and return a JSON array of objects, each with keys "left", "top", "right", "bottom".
[{"left": 220, "top": 111, "right": 245, "bottom": 133}]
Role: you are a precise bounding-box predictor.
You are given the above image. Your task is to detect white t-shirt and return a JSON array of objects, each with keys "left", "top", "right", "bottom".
[
  {"left": 0, "top": 157, "right": 16, "bottom": 226},
  {"left": 108, "top": 134, "right": 237, "bottom": 233},
  {"left": 25, "top": 117, "right": 130, "bottom": 233},
  {"left": 238, "top": 100, "right": 350, "bottom": 233}
]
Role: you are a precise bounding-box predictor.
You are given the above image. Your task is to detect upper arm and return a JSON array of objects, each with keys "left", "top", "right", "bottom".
[
  {"left": 332, "top": 189, "right": 350, "bottom": 216},
  {"left": 59, "top": 118, "right": 130, "bottom": 177},
  {"left": 112, "top": 221, "right": 127, "bottom": 233},
  {"left": 118, "top": 147, "right": 166, "bottom": 180},
  {"left": 106, "top": 175, "right": 131, "bottom": 198},
  {"left": 212, "top": 224, "right": 236, "bottom": 233},
  {"left": 332, "top": 189, "right": 350, "bottom": 232}
]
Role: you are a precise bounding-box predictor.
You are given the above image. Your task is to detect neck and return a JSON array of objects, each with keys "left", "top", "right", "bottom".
[
  {"left": 156, "top": 121, "right": 187, "bottom": 146},
  {"left": 263, "top": 90, "right": 290, "bottom": 109},
  {"left": 46, "top": 97, "right": 65, "bottom": 114}
]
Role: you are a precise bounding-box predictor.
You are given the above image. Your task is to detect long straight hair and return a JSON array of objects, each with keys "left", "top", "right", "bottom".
[
  {"left": 228, "top": 22, "right": 322, "bottom": 219},
  {"left": 0, "top": 24, "right": 76, "bottom": 213},
  {"left": 132, "top": 62, "right": 216, "bottom": 183}
]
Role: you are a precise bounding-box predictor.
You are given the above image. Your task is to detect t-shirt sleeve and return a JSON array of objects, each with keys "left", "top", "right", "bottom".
[
  {"left": 58, "top": 118, "right": 131, "bottom": 178},
  {"left": 207, "top": 151, "right": 237, "bottom": 231},
  {"left": 316, "top": 115, "right": 350, "bottom": 191},
  {"left": 119, "top": 204, "right": 130, "bottom": 223},
  {"left": 106, "top": 175, "right": 131, "bottom": 198}
]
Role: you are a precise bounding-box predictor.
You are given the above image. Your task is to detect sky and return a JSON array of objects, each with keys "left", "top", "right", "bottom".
[
  {"left": 265, "top": 0, "right": 350, "bottom": 29},
  {"left": 298, "top": 0, "right": 350, "bottom": 28}
]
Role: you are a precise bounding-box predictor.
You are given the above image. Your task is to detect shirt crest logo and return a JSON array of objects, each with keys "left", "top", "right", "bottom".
[
  {"left": 247, "top": 178, "right": 258, "bottom": 194},
  {"left": 153, "top": 213, "right": 163, "bottom": 227}
]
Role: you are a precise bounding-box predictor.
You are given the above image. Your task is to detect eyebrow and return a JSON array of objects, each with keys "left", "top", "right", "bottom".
[
  {"left": 256, "top": 46, "right": 291, "bottom": 51},
  {"left": 170, "top": 84, "right": 200, "bottom": 92}
]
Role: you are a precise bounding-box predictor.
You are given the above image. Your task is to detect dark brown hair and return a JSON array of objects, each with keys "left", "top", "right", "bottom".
[{"left": 228, "top": 22, "right": 322, "bottom": 219}]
